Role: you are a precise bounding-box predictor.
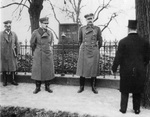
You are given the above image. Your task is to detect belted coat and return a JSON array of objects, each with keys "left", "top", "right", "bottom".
[
  {"left": 112, "top": 33, "right": 149, "bottom": 93},
  {"left": 30, "top": 28, "right": 55, "bottom": 81},
  {"left": 76, "top": 25, "right": 103, "bottom": 77},
  {"left": 0, "top": 30, "right": 19, "bottom": 72}
]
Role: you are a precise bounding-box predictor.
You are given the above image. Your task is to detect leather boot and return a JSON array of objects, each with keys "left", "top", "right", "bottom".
[
  {"left": 91, "top": 77, "right": 98, "bottom": 94},
  {"left": 77, "top": 76, "right": 85, "bottom": 93},
  {"left": 11, "top": 72, "right": 18, "bottom": 86},
  {"left": 45, "top": 81, "right": 53, "bottom": 93},
  {"left": 33, "top": 81, "right": 41, "bottom": 94},
  {"left": 3, "top": 72, "right": 7, "bottom": 86}
]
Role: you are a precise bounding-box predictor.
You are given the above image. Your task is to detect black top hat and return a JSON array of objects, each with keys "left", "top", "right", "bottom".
[
  {"left": 128, "top": 20, "right": 137, "bottom": 29},
  {"left": 84, "top": 13, "right": 94, "bottom": 18},
  {"left": 39, "top": 17, "right": 49, "bottom": 23},
  {"left": 3, "top": 20, "right": 12, "bottom": 24}
]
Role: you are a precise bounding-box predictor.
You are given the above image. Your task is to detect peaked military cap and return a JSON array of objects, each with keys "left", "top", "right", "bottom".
[
  {"left": 128, "top": 20, "right": 137, "bottom": 29},
  {"left": 3, "top": 20, "right": 12, "bottom": 24},
  {"left": 84, "top": 13, "right": 94, "bottom": 19},
  {"left": 39, "top": 17, "right": 49, "bottom": 23}
]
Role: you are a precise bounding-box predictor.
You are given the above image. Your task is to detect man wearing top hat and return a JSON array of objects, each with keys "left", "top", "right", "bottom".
[
  {"left": 76, "top": 13, "right": 103, "bottom": 94},
  {"left": 0, "top": 20, "right": 19, "bottom": 86},
  {"left": 30, "top": 17, "right": 55, "bottom": 94},
  {"left": 112, "top": 20, "right": 149, "bottom": 114}
]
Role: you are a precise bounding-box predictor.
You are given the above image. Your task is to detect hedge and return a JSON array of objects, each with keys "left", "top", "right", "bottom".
[{"left": 0, "top": 106, "right": 97, "bottom": 117}]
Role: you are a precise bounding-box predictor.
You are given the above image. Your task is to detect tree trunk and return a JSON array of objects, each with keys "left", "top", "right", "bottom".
[
  {"left": 28, "top": 0, "right": 44, "bottom": 33},
  {"left": 136, "top": 0, "right": 150, "bottom": 108}
]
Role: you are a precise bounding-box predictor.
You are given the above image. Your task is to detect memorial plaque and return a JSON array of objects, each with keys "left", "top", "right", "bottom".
[{"left": 59, "top": 23, "right": 79, "bottom": 44}]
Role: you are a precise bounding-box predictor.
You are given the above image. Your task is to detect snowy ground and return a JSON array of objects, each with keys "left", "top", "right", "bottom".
[{"left": 0, "top": 83, "right": 150, "bottom": 117}]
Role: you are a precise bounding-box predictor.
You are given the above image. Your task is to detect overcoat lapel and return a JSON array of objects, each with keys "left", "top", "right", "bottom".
[
  {"left": 38, "top": 28, "right": 50, "bottom": 38},
  {"left": 3, "top": 32, "right": 9, "bottom": 42},
  {"left": 42, "top": 32, "right": 49, "bottom": 37}
]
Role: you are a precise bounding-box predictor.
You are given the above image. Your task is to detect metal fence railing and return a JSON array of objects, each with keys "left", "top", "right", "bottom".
[{"left": 17, "top": 40, "right": 118, "bottom": 78}]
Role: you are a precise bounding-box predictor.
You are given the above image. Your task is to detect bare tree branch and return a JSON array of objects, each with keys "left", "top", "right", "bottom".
[
  {"left": 101, "top": 13, "right": 117, "bottom": 32},
  {"left": 69, "top": 0, "right": 76, "bottom": 10},
  {"left": 48, "top": 0, "right": 60, "bottom": 24},
  {"left": 94, "top": 0, "right": 112, "bottom": 22},
  {"left": 47, "top": 27, "right": 59, "bottom": 40},
  {"left": 13, "top": 0, "right": 24, "bottom": 13},
  {"left": 27, "top": 0, "right": 31, "bottom": 4},
  {"left": 12, "top": 0, "right": 28, "bottom": 20},
  {"left": 59, "top": 6, "right": 75, "bottom": 22},
  {"left": 0, "top": 2, "right": 29, "bottom": 9}
]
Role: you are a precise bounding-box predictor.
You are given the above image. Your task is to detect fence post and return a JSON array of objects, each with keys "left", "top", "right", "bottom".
[
  {"left": 103, "top": 40, "right": 107, "bottom": 78},
  {"left": 24, "top": 39, "right": 27, "bottom": 75},
  {"left": 61, "top": 33, "right": 66, "bottom": 76}
]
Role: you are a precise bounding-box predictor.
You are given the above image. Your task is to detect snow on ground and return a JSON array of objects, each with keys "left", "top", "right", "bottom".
[{"left": 0, "top": 83, "right": 150, "bottom": 117}]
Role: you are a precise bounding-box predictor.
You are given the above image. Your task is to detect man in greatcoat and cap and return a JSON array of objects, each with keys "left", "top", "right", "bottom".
[
  {"left": 30, "top": 17, "right": 55, "bottom": 94},
  {"left": 0, "top": 20, "right": 19, "bottom": 86},
  {"left": 112, "top": 20, "right": 149, "bottom": 114},
  {"left": 76, "top": 13, "right": 103, "bottom": 94}
]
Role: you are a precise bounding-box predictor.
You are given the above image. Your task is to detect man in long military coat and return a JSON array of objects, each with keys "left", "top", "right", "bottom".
[
  {"left": 30, "top": 17, "right": 55, "bottom": 94},
  {"left": 0, "top": 20, "right": 19, "bottom": 86},
  {"left": 76, "top": 13, "right": 103, "bottom": 94},
  {"left": 112, "top": 20, "right": 149, "bottom": 114}
]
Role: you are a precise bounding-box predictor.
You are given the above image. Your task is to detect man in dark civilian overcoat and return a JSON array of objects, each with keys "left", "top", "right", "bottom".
[
  {"left": 112, "top": 20, "right": 149, "bottom": 114},
  {"left": 30, "top": 17, "right": 55, "bottom": 94},
  {"left": 76, "top": 13, "right": 103, "bottom": 94},
  {"left": 0, "top": 20, "right": 19, "bottom": 86}
]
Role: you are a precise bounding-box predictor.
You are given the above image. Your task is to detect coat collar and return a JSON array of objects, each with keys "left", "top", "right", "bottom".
[
  {"left": 3, "top": 30, "right": 12, "bottom": 42},
  {"left": 38, "top": 28, "right": 50, "bottom": 37},
  {"left": 86, "top": 24, "right": 94, "bottom": 29}
]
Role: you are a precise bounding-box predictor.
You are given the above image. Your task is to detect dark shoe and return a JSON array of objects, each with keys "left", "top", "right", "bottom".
[
  {"left": 11, "top": 80, "right": 18, "bottom": 86},
  {"left": 45, "top": 82, "right": 53, "bottom": 93},
  {"left": 92, "top": 87, "right": 98, "bottom": 94},
  {"left": 119, "top": 109, "right": 126, "bottom": 114},
  {"left": 33, "top": 81, "right": 41, "bottom": 94},
  {"left": 77, "top": 86, "right": 84, "bottom": 93},
  {"left": 91, "top": 77, "right": 98, "bottom": 94},
  {"left": 45, "top": 87, "right": 53, "bottom": 93},
  {"left": 134, "top": 110, "right": 140, "bottom": 114},
  {"left": 3, "top": 82, "right": 7, "bottom": 86},
  {"left": 11, "top": 72, "right": 18, "bottom": 86},
  {"left": 33, "top": 88, "right": 41, "bottom": 94},
  {"left": 3, "top": 72, "right": 7, "bottom": 86},
  {"left": 78, "top": 77, "right": 85, "bottom": 93}
]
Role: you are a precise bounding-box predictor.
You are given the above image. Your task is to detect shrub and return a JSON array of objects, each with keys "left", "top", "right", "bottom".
[{"left": 0, "top": 106, "right": 97, "bottom": 117}]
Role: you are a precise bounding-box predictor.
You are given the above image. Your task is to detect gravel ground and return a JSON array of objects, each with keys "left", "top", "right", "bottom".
[{"left": 0, "top": 83, "right": 150, "bottom": 117}]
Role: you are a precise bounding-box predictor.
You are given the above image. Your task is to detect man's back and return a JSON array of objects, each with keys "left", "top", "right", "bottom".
[{"left": 119, "top": 33, "right": 148, "bottom": 68}]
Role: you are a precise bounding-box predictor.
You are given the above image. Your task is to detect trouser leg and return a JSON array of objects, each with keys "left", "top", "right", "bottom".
[
  {"left": 2, "top": 71, "right": 7, "bottom": 86},
  {"left": 77, "top": 76, "right": 85, "bottom": 93},
  {"left": 91, "top": 77, "right": 98, "bottom": 94},
  {"left": 11, "top": 72, "right": 18, "bottom": 85},
  {"left": 45, "top": 80, "right": 53, "bottom": 93},
  {"left": 33, "top": 80, "right": 41, "bottom": 94},
  {"left": 120, "top": 92, "right": 129, "bottom": 113},
  {"left": 133, "top": 93, "right": 141, "bottom": 114}
]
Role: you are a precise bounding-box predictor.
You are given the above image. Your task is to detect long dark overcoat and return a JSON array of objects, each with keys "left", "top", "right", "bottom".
[
  {"left": 112, "top": 33, "right": 149, "bottom": 93},
  {"left": 76, "top": 25, "right": 103, "bottom": 77},
  {"left": 30, "top": 28, "right": 55, "bottom": 81},
  {"left": 0, "top": 30, "right": 19, "bottom": 72}
]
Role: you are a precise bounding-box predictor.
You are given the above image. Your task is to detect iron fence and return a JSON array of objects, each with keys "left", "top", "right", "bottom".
[{"left": 17, "top": 40, "right": 119, "bottom": 78}]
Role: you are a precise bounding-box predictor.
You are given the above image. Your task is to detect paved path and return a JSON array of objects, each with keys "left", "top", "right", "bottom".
[{"left": 0, "top": 83, "right": 149, "bottom": 117}]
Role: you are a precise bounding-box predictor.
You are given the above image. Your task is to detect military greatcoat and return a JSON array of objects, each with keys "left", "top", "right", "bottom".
[
  {"left": 112, "top": 33, "right": 149, "bottom": 93},
  {"left": 0, "top": 30, "right": 19, "bottom": 72},
  {"left": 30, "top": 28, "right": 55, "bottom": 81},
  {"left": 76, "top": 25, "right": 103, "bottom": 77}
]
